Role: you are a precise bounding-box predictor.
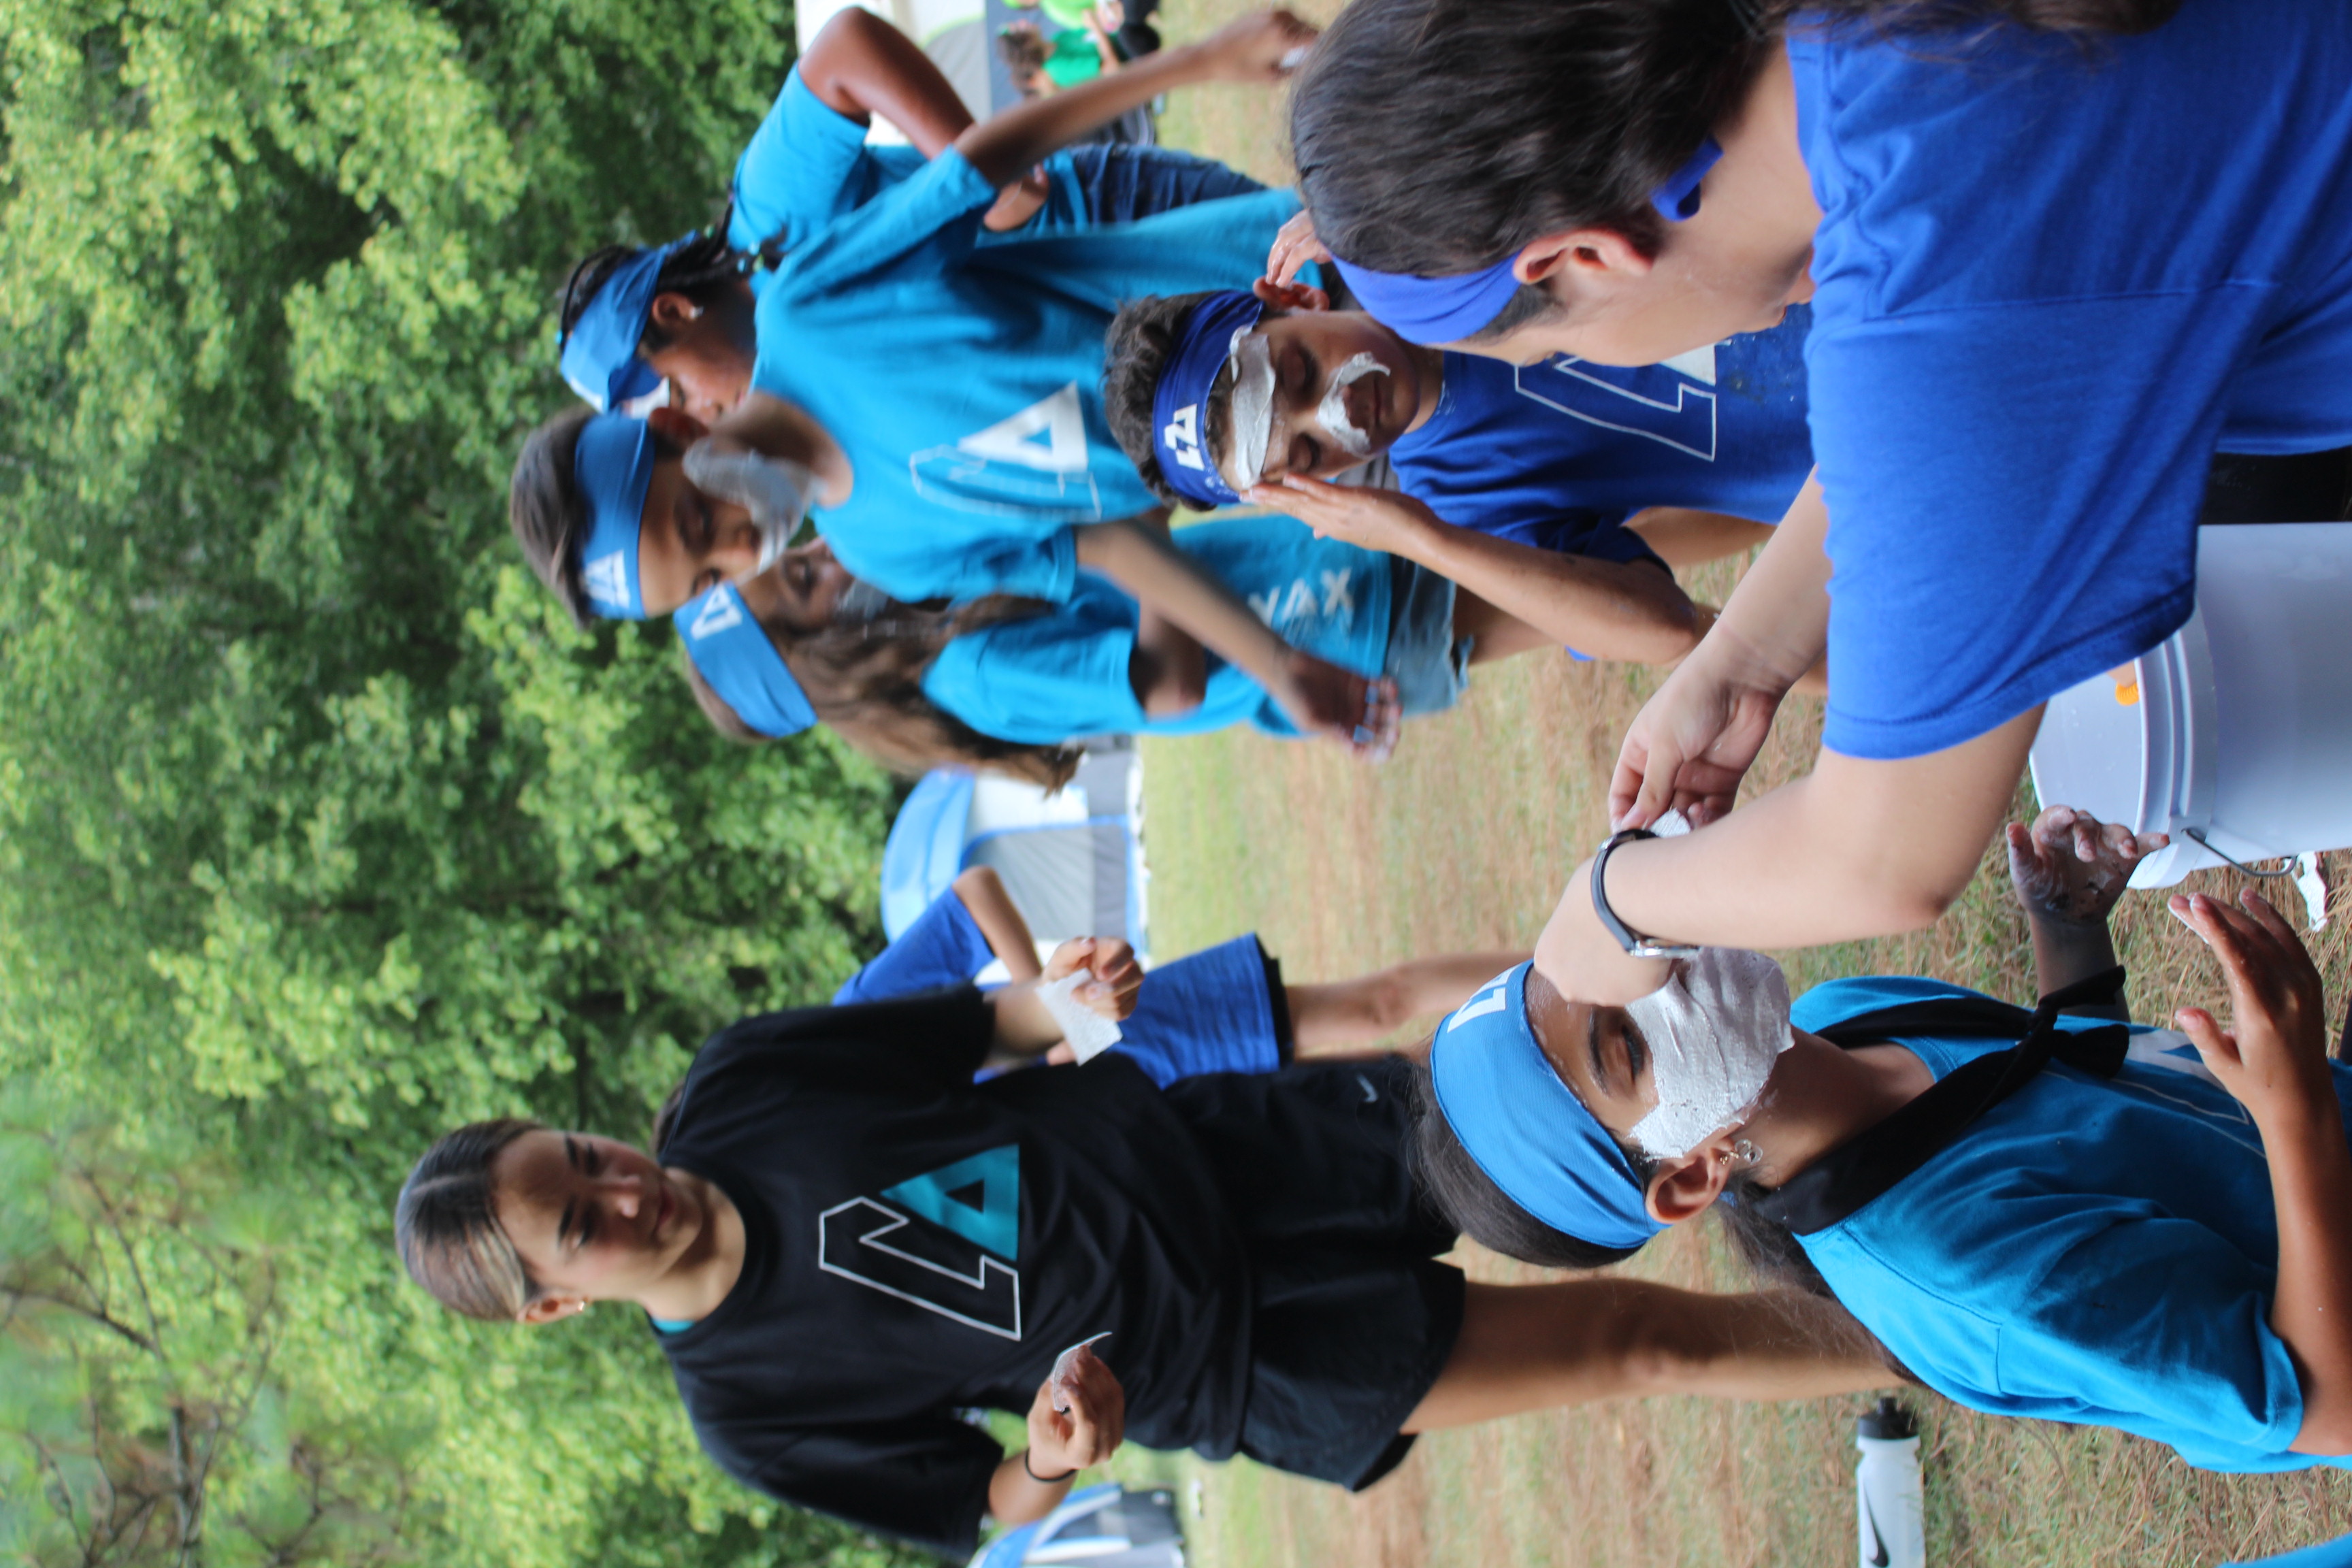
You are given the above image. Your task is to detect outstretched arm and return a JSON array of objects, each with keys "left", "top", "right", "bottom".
[
  {"left": 1256, "top": 475, "right": 1708, "bottom": 666},
  {"left": 1075, "top": 514, "right": 1399, "bottom": 757},
  {"left": 1537, "top": 708, "right": 2044, "bottom": 1004},
  {"left": 1610, "top": 476, "right": 1832, "bottom": 830},
  {"left": 951, "top": 867, "right": 1044, "bottom": 982},
  {"left": 955, "top": 9, "right": 1316, "bottom": 186},
  {"left": 2170, "top": 891, "right": 2352, "bottom": 1456},
  {"left": 798, "top": 7, "right": 973, "bottom": 155}
]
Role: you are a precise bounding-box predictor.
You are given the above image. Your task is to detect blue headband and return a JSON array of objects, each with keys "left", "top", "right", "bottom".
[
  {"left": 674, "top": 582, "right": 816, "bottom": 736},
  {"left": 1428, "top": 962, "right": 1667, "bottom": 1252},
  {"left": 559, "top": 238, "right": 689, "bottom": 412},
  {"left": 1330, "top": 136, "right": 1726, "bottom": 346},
  {"left": 572, "top": 412, "right": 656, "bottom": 620},
  {"left": 1149, "top": 291, "right": 1267, "bottom": 509}
]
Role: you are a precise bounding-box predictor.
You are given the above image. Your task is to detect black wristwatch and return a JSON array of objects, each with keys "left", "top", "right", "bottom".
[{"left": 1590, "top": 829, "right": 1703, "bottom": 960}]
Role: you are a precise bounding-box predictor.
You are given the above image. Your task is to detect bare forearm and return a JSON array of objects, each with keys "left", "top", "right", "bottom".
[
  {"left": 1544, "top": 712, "right": 2042, "bottom": 979},
  {"left": 1701, "top": 476, "right": 1832, "bottom": 691},
  {"left": 987, "top": 1454, "right": 1072, "bottom": 1526},
  {"left": 711, "top": 393, "right": 853, "bottom": 503},
  {"left": 956, "top": 39, "right": 1214, "bottom": 184},
  {"left": 2268, "top": 1105, "right": 2352, "bottom": 1454},
  {"left": 988, "top": 983, "right": 1064, "bottom": 1058},
  {"left": 2028, "top": 914, "right": 2122, "bottom": 998},
  {"left": 800, "top": 9, "right": 973, "bottom": 155},
  {"left": 1390, "top": 510, "right": 1703, "bottom": 664},
  {"left": 953, "top": 868, "right": 1043, "bottom": 980},
  {"left": 1077, "top": 518, "right": 1292, "bottom": 691},
  {"left": 1130, "top": 608, "right": 1209, "bottom": 717}
]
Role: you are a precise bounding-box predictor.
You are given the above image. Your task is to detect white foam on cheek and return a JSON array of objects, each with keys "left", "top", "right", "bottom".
[
  {"left": 1220, "top": 329, "right": 1276, "bottom": 493},
  {"left": 1625, "top": 947, "right": 1793, "bottom": 1158},
  {"left": 1317, "top": 352, "right": 1389, "bottom": 459}
]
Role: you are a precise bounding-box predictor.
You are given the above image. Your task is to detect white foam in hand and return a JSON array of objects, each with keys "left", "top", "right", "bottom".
[{"left": 1039, "top": 970, "right": 1124, "bottom": 1062}]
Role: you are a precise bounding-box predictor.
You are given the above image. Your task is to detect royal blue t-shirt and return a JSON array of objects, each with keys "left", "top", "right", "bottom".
[
  {"left": 921, "top": 519, "right": 1393, "bottom": 742},
  {"left": 830, "top": 889, "right": 1281, "bottom": 1083},
  {"left": 1790, "top": 977, "right": 2351, "bottom": 1472},
  {"left": 751, "top": 151, "right": 1301, "bottom": 602},
  {"left": 832, "top": 888, "right": 1000, "bottom": 1007},
  {"left": 1388, "top": 311, "right": 1814, "bottom": 561},
  {"left": 725, "top": 70, "right": 1261, "bottom": 287},
  {"left": 1789, "top": 0, "right": 2352, "bottom": 760}
]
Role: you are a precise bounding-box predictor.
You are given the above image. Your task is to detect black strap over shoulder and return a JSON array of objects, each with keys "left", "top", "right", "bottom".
[{"left": 1750, "top": 968, "right": 2131, "bottom": 1236}]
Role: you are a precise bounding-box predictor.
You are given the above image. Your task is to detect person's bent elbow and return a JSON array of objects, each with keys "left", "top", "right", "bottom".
[{"left": 2292, "top": 1405, "right": 2352, "bottom": 1458}]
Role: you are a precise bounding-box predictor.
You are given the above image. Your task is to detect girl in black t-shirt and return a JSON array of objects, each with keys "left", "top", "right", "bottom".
[{"left": 396, "top": 940, "right": 1891, "bottom": 1556}]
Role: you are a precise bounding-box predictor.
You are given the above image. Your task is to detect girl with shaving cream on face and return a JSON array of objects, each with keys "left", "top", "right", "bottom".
[{"left": 1411, "top": 804, "right": 2352, "bottom": 1471}]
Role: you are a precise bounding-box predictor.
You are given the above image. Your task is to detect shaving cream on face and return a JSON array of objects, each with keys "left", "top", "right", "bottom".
[
  {"left": 1219, "top": 328, "right": 1276, "bottom": 494},
  {"left": 1624, "top": 947, "right": 1793, "bottom": 1158},
  {"left": 1317, "top": 352, "right": 1390, "bottom": 459}
]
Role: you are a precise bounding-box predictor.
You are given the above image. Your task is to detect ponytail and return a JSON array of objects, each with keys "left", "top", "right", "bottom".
[
  {"left": 683, "top": 595, "right": 1085, "bottom": 791},
  {"left": 558, "top": 228, "right": 774, "bottom": 355},
  {"left": 1292, "top": 0, "right": 2183, "bottom": 280},
  {"left": 395, "top": 1119, "right": 543, "bottom": 1323}
]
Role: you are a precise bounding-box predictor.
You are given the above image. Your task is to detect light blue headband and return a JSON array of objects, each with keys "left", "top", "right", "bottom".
[
  {"left": 1427, "top": 962, "right": 1666, "bottom": 1252},
  {"left": 558, "top": 238, "right": 689, "bottom": 413},
  {"left": 572, "top": 412, "right": 655, "bottom": 621},
  {"left": 675, "top": 582, "right": 815, "bottom": 737},
  {"left": 1330, "top": 136, "right": 1726, "bottom": 346}
]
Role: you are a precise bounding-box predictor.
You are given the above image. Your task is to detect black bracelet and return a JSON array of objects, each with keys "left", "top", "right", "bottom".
[
  {"left": 1590, "top": 829, "right": 1703, "bottom": 960},
  {"left": 1022, "top": 1450, "right": 1079, "bottom": 1485}
]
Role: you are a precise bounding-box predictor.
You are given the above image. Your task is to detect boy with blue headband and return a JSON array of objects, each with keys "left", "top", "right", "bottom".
[
  {"left": 556, "top": 8, "right": 1266, "bottom": 422},
  {"left": 1102, "top": 276, "right": 1815, "bottom": 595},
  {"left": 1417, "top": 802, "right": 2352, "bottom": 1471}
]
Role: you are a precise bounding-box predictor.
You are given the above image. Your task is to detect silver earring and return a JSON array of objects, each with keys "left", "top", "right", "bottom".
[{"left": 1733, "top": 1138, "right": 1761, "bottom": 1169}]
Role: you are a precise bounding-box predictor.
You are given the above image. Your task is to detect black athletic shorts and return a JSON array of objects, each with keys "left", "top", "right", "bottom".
[{"left": 1162, "top": 1056, "right": 1466, "bottom": 1491}]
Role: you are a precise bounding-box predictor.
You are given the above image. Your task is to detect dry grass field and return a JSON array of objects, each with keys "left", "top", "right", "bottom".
[{"left": 1116, "top": 25, "right": 2352, "bottom": 1565}]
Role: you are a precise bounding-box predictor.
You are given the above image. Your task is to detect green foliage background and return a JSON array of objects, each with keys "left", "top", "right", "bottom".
[{"left": 0, "top": 0, "right": 923, "bottom": 1560}]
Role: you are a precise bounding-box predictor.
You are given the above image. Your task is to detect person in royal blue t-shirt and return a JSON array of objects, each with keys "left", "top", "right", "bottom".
[
  {"left": 838, "top": 864, "right": 1527, "bottom": 1084},
  {"left": 1282, "top": 0, "right": 2352, "bottom": 1015},
  {"left": 553, "top": 7, "right": 1266, "bottom": 423},
  {"left": 1103, "top": 281, "right": 1814, "bottom": 572}
]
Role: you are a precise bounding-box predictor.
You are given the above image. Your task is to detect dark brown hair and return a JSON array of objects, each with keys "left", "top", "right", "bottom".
[
  {"left": 1102, "top": 292, "right": 1230, "bottom": 510},
  {"left": 683, "top": 594, "right": 1083, "bottom": 790},
  {"left": 395, "top": 1118, "right": 544, "bottom": 1322},
  {"left": 1292, "top": 0, "right": 2183, "bottom": 284}
]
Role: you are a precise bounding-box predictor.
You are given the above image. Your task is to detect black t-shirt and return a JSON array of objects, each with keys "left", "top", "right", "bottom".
[{"left": 653, "top": 986, "right": 1252, "bottom": 1556}]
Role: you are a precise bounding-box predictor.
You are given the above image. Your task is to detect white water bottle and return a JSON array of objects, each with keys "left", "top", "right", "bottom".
[{"left": 1855, "top": 1398, "right": 1925, "bottom": 1568}]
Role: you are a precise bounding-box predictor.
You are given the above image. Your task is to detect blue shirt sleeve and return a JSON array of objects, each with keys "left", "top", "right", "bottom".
[
  {"left": 832, "top": 889, "right": 998, "bottom": 1005},
  {"left": 727, "top": 67, "right": 923, "bottom": 258},
  {"left": 1808, "top": 294, "right": 2232, "bottom": 760},
  {"left": 830, "top": 525, "right": 1081, "bottom": 607},
  {"left": 921, "top": 598, "right": 1148, "bottom": 743},
  {"left": 1788, "top": 3, "right": 2352, "bottom": 760},
  {"left": 769, "top": 147, "right": 1000, "bottom": 301}
]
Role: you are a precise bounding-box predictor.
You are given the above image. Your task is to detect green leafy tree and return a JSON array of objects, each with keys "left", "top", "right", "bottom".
[{"left": 0, "top": 0, "right": 940, "bottom": 1561}]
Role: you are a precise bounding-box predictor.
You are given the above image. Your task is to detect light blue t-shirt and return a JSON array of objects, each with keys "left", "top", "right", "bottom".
[
  {"left": 1788, "top": 0, "right": 2352, "bottom": 760},
  {"left": 751, "top": 150, "right": 1301, "bottom": 602},
  {"left": 921, "top": 519, "right": 1393, "bottom": 742},
  {"left": 729, "top": 69, "right": 1258, "bottom": 284},
  {"left": 1389, "top": 308, "right": 1814, "bottom": 559},
  {"left": 1790, "top": 977, "right": 2350, "bottom": 1473}
]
